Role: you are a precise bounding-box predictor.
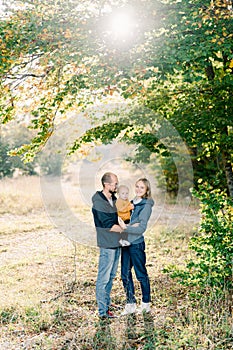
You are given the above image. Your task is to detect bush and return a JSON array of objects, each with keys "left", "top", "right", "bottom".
[{"left": 167, "top": 183, "right": 233, "bottom": 293}]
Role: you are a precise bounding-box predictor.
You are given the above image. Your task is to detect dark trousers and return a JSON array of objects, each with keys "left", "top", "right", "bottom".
[{"left": 121, "top": 240, "right": 151, "bottom": 304}]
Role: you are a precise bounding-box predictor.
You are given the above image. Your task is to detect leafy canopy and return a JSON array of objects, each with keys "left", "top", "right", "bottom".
[{"left": 0, "top": 0, "right": 233, "bottom": 196}]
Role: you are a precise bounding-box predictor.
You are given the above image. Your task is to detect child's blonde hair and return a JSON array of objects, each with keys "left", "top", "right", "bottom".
[{"left": 117, "top": 185, "right": 129, "bottom": 195}]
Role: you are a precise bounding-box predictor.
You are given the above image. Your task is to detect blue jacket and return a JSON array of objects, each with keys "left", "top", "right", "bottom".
[
  {"left": 125, "top": 198, "right": 154, "bottom": 244},
  {"left": 92, "top": 191, "right": 121, "bottom": 248}
]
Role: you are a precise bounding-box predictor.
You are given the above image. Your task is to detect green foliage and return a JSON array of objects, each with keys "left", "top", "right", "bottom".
[
  {"left": 167, "top": 184, "right": 233, "bottom": 292},
  {"left": 0, "top": 307, "right": 19, "bottom": 324},
  {"left": 70, "top": 112, "right": 193, "bottom": 196},
  {"left": 1, "top": 0, "right": 233, "bottom": 196},
  {"left": 0, "top": 125, "right": 38, "bottom": 177},
  {"left": 0, "top": 138, "right": 14, "bottom": 178},
  {"left": 70, "top": 0, "right": 233, "bottom": 196},
  {"left": 70, "top": 122, "right": 129, "bottom": 153},
  {"left": 140, "top": 0, "right": 233, "bottom": 196}
]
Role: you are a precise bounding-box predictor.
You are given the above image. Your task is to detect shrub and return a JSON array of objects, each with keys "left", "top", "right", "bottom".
[{"left": 166, "top": 183, "right": 233, "bottom": 294}]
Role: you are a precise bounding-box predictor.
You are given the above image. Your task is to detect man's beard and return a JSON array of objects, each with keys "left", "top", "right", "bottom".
[{"left": 109, "top": 190, "right": 116, "bottom": 195}]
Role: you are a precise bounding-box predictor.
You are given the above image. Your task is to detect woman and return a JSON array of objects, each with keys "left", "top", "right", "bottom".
[{"left": 119, "top": 178, "right": 154, "bottom": 316}]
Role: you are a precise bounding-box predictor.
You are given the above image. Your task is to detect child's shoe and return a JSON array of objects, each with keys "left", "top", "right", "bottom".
[{"left": 119, "top": 239, "right": 131, "bottom": 247}]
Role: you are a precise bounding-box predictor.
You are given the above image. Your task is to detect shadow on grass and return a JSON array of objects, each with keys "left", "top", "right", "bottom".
[
  {"left": 91, "top": 312, "right": 156, "bottom": 349},
  {"left": 124, "top": 312, "right": 156, "bottom": 349},
  {"left": 92, "top": 318, "right": 117, "bottom": 349}
]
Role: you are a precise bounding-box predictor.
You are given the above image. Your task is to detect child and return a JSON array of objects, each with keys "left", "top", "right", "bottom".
[{"left": 116, "top": 185, "right": 134, "bottom": 247}]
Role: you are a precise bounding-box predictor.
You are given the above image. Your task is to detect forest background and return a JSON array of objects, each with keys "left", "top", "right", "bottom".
[{"left": 0, "top": 0, "right": 232, "bottom": 349}]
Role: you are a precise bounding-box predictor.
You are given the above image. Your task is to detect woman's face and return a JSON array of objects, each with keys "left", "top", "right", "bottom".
[{"left": 135, "top": 180, "right": 147, "bottom": 198}]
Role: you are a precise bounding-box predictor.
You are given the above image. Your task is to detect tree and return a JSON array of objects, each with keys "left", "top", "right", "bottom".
[
  {"left": 0, "top": 137, "right": 14, "bottom": 178},
  {"left": 141, "top": 0, "right": 233, "bottom": 196},
  {"left": 1, "top": 124, "right": 38, "bottom": 176},
  {"left": 69, "top": 0, "right": 233, "bottom": 196},
  {"left": 0, "top": 0, "right": 150, "bottom": 160},
  {"left": 0, "top": 0, "right": 233, "bottom": 196},
  {"left": 0, "top": 0, "right": 98, "bottom": 161}
]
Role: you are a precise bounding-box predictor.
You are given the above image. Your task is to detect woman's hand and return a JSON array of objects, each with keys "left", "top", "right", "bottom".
[{"left": 131, "top": 222, "right": 140, "bottom": 227}]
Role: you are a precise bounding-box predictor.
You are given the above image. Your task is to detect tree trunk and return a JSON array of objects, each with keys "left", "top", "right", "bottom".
[
  {"left": 205, "top": 60, "right": 215, "bottom": 80},
  {"left": 222, "top": 150, "right": 233, "bottom": 198}
]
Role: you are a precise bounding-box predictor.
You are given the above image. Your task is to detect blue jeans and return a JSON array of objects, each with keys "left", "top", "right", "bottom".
[
  {"left": 96, "top": 247, "right": 121, "bottom": 316},
  {"left": 121, "top": 240, "right": 151, "bottom": 304}
]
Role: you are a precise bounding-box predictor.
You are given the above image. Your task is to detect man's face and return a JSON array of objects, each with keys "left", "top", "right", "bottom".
[{"left": 106, "top": 175, "right": 118, "bottom": 194}]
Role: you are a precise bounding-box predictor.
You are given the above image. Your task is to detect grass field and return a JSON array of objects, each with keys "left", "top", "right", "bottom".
[{"left": 0, "top": 176, "right": 232, "bottom": 349}]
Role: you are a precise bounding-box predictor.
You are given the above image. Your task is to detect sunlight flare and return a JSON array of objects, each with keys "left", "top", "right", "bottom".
[
  {"left": 107, "top": 9, "right": 136, "bottom": 44},
  {"left": 110, "top": 12, "right": 134, "bottom": 39}
]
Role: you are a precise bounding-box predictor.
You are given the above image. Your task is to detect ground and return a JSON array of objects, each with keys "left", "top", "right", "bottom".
[{"left": 0, "top": 175, "right": 232, "bottom": 349}]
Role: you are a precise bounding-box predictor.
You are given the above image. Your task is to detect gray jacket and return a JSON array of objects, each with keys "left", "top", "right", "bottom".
[{"left": 125, "top": 198, "right": 154, "bottom": 244}]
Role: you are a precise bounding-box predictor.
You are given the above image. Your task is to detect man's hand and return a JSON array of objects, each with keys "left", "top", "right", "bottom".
[{"left": 110, "top": 224, "right": 123, "bottom": 233}]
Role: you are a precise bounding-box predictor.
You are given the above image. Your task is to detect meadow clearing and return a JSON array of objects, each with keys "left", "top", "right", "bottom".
[{"left": 0, "top": 174, "right": 232, "bottom": 349}]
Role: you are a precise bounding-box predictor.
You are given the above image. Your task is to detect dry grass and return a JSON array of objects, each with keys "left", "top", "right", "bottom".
[
  {"left": 0, "top": 176, "right": 44, "bottom": 215},
  {"left": 0, "top": 176, "right": 52, "bottom": 236},
  {"left": 0, "top": 176, "right": 232, "bottom": 349}
]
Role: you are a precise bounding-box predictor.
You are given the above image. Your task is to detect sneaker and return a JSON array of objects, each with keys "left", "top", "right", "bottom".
[
  {"left": 137, "top": 302, "right": 151, "bottom": 314},
  {"left": 107, "top": 309, "right": 118, "bottom": 318},
  {"left": 121, "top": 303, "right": 136, "bottom": 316},
  {"left": 99, "top": 309, "right": 118, "bottom": 319},
  {"left": 119, "top": 239, "right": 131, "bottom": 247}
]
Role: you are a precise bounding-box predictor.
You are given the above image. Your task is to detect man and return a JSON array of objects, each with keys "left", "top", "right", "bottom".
[{"left": 92, "top": 172, "right": 123, "bottom": 318}]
